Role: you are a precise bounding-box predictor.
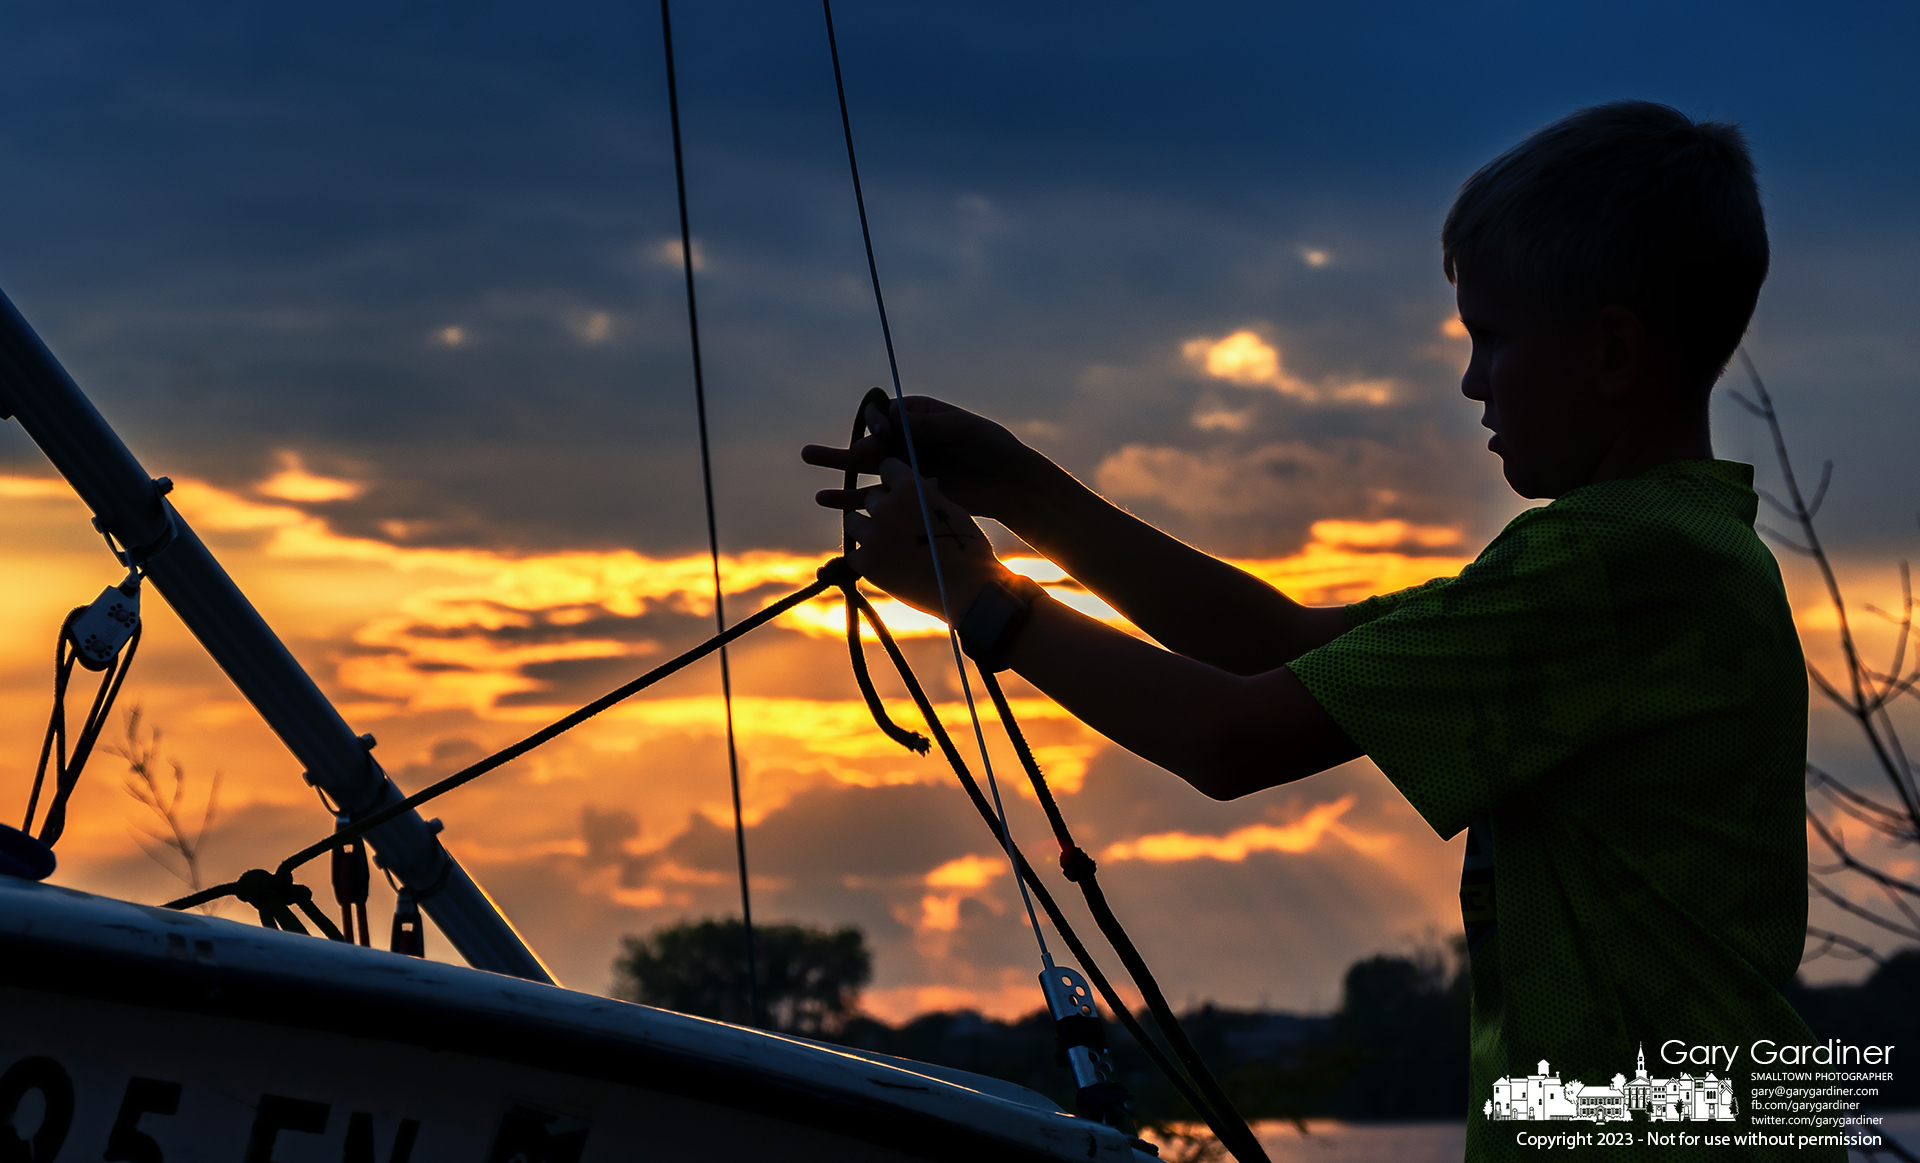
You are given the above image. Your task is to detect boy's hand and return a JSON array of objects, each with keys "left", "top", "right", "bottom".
[
  {"left": 843, "top": 457, "right": 1008, "bottom": 619},
  {"left": 803, "top": 395, "right": 1043, "bottom": 522}
]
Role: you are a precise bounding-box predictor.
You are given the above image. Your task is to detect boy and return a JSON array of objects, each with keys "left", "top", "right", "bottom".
[{"left": 803, "top": 101, "right": 1831, "bottom": 1160}]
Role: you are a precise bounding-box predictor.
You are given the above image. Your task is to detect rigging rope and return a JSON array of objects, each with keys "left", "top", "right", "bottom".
[
  {"left": 816, "top": 16, "right": 1264, "bottom": 1155},
  {"left": 153, "top": 22, "right": 1272, "bottom": 1147},
  {"left": 820, "top": 0, "right": 1054, "bottom": 973},
  {"left": 24, "top": 604, "right": 141, "bottom": 849},
  {"left": 164, "top": 567, "right": 839, "bottom": 914},
  {"left": 160, "top": 535, "right": 1263, "bottom": 1154},
  {"left": 835, "top": 405, "right": 1268, "bottom": 1161},
  {"left": 658, "top": 0, "right": 760, "bottom": 1029}
]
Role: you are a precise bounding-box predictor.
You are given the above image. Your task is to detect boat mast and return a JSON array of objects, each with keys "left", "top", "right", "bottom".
[{"left": 0, "top": 285, "right": 552, "bottom": 984}]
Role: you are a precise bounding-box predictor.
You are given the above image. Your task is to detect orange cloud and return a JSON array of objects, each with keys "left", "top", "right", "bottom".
[
  {"left": 1100, "top": 794, "right": 1396, "bottom": 862},
  {"left": 1182, "top": 329, "right": 1393, "bottom": 406},
  {"left": 256, "top": 453, "right": 364, "bottom": 502},
  {"left": 0, "top": 476, "right": 77, "bottom": 499},
  {"left": 925, "top": 853, "right": 1008, "bottom": 889}
]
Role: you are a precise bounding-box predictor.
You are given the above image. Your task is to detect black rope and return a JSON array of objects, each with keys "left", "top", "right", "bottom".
[
  {"left": 158, "top": 404, "right": 1261, "bottom": 1157},
  {"left": 659, "top": 0, "right": 759, "bottom": 1029},
  {"left": 821, "top": 301, "right": 1259, "bottom": 1159},
  {"left": 982, "top": 671, "right": 1267, "bottom": 1162},
  {"left": 840, "top": 585, "right": 1220, "bottom": 1127},
  {"left": 155, "top": 541, "right": 1245, "bottom": 1148},
  {"left": 841, "top": 386, "right": 931, "bottom": 755},
  {"left": 25, "top": 609, "right": 141, "bottom": 848},
  {"left": 822, "top": 0, "right": 1059, "bottom": 985},
  {"left": 165, "top": 569, "right": 840, "bottom": 913}
]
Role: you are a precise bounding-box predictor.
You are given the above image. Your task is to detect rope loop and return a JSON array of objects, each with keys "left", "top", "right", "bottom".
[
  {"left": 1060, "top": 846, "right": 1098, "bottom": 884},
  {"left": 232, "top": 867, "right": 346, "bottom": 942},
  {"left": 816, "top": 556, "right": 859, "bottom": 588}
]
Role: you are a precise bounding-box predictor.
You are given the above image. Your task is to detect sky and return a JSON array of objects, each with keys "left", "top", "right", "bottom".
[{"left": 1, "top": 1, "right": 1915, "bottom": 1018}]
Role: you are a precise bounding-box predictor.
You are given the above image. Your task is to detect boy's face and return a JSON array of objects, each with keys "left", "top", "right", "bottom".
[{"left": 1455, "top": 263, "right": 1616, "bottom": 499}]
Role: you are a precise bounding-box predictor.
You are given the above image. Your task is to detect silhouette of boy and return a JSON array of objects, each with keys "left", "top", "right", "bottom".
[{"left": 805, "top": 101, "right": 1831, "bottom": 1161}]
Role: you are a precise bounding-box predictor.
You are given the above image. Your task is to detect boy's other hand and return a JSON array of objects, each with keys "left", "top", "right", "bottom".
[
  {"left": 803, "top": 395, "right": 1041, "bottom": 522},
  {"left": 842, "top": 457, "right": 1006, "bottom": 619}
]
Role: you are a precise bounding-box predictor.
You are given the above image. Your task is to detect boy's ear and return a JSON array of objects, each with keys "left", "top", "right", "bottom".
[{"left": 1594, "top": 304, "right": 1650, "bottom": 403}]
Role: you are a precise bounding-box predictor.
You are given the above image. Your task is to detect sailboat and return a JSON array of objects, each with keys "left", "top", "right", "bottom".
[
  {"left": 0, "top": 282, "right": 1155, "bottom": 1162},
  {"left": 0, "top": 3, "right": 1289, "bottom": 1155}
]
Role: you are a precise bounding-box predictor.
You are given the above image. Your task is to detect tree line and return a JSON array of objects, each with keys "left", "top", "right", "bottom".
[{"left": 616, "top": 920, "right": 1919, "bottom": 1124}]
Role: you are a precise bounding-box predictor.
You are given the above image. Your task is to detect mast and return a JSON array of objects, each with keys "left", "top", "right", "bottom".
[{"left": 0, "top": 284, "right": 551, "bottom": 984}]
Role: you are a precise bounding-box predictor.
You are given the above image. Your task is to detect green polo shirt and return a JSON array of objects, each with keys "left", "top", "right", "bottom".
[{"left": 1290, "top": 460, "right": 1835, "bottom": 1161}]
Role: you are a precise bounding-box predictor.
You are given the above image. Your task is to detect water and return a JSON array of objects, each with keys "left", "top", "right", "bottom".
[
  {"left": 1252, "top": 1119, "right": 1464, "bottom": 1163},
  {"left": 1849, "top": 1111, "right": 1920, "bottom": 1158},
  {"left": 1210, "top": 1111, "right": 1920, "bottom": 1162}
]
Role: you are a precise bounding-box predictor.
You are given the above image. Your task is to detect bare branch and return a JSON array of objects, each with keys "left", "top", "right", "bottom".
[
  {"left": 1804, "top": 812, "right": 1920, "bottom": 898},
  {"left": 111, "top": 707, "right": 221, "bottom": 900},
  {"left": 1810, "top": 770, "right": 1916, "bottom": 842},
  {"left": 1877, "top": 876, "right": 1920, "bottom": 932},
  {"left": 1755, "top": 488, "right": 1800, "bottom": 522},
  {"left": 1872, "top": 561, "right": 1913, "bottom": 710},
  {"left": 1807, "top": 662, "right": 1854, "bottom": 713},
  {"left": 1806, "top": 460, "right": 1834, "bottom": 519},
  {"left": 1808, "top": 874, "right": 1920, "bottom": 943},
  {"left": 1803, "top": 926, "right": 1884, "bottom": 965},
  {"left": 1755, "top": 525, "right": 1816, "bottom": 555}
]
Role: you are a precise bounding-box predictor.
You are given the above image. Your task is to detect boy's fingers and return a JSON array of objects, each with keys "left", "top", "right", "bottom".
[
  {"left": 814, "top": 488, "right": 860, "bottom": 511},
  {"left": 800, "top": 443, "right": 856, "bottom": 469},
  {"left": 876, "top": 457, "right": 915, "bottom": 488},
  {"left": 844, "top": 510, "right": 877, "bottom": 552},
  {"left": 814, "top": 485, "right": 894, "bottom": 511}
]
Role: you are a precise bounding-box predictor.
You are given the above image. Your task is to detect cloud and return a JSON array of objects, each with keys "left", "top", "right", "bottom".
[
  {"left": 1190, "top": 403, "right": 1253, "bottom": 432},
  {"left": 925, "top": 853, "right": 1007, "bottom": 889},
  {"left": 160, "top": 468, "right": 1476, "bottom": 718},
  {"left": 255, "top": 452, "right": 364, "bottom": 503},
  {"left": 571, "top": 311, "right": 614, "bottom": 343},
  {"left": 0, "top": 476, "right": 77, "bottom": 499},
  {"left": 914, "top": 854, "right": 1009, "bottom": 939},
  {"left": 651, "top": 237, "right": 707, "bottom": 271},
  {"left": 1093, "top": 436, "right": 1479, "bottom": 557},
  {"left": 1102, "top": 794, "right": 1397, "bottom": 862},
  {"left": 1182, "top": 330, "right": 1393, "bottom": 406}
]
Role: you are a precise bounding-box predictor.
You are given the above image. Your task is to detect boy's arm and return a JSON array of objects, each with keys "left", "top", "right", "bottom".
[
  {"left": 835, "top": 458, "right": 1362, "bottom": 798},
  {"left": 1011, "top": 457, "right": 1349, "bottom": 672},
  {"left": 803, "top": 396, "right": 1349, "bottom": 672},
  {"left": 1000, "top": 585, "right": 1363, "bottom": 798}
]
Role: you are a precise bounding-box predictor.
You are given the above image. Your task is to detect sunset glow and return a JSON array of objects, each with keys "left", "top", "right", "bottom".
[
  {"left": 2, "top": 6, "right": 1903, "bottom": 1024},
  {"left": 1102, "top": 795, "right": 1397, "bottom": 862}
]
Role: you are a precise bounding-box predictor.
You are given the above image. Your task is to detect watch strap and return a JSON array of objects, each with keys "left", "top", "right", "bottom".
[{"left": 957, "top": 575, "right": 1044, "bottom": 673}]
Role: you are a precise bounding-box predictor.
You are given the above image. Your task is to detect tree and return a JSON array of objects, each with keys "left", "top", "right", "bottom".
[
  {"left": 1324, "top": 944, "right": 1469, "bottom": 1120},
  {"left": 612, "top": 919, "right": 871, "bottom": 1036},
  {"left": 1731, "top": 360, "right": 1919, "bottom": 969},
  {"left": 1734, "top": 360, "right": 1918, "bottom": 1163}
]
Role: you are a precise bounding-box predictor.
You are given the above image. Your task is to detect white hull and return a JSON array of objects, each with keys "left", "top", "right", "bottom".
[{"left": 0, "top": 879, "right": 1148, "bottom": 1162}]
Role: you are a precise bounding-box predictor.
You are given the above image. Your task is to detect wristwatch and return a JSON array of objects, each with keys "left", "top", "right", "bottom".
[{"left": 957, "top": 574, "right": 1046, "bottom": 672}]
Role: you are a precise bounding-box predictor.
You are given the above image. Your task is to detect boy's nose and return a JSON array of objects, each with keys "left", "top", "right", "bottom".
[{"left": 1460, "top": 366, "right": 1487, "bottom": 402}]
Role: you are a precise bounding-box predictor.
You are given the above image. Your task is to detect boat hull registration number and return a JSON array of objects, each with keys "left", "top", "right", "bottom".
[{"left": 0, "top": 986, "right": 921, "bottom": 1161}]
